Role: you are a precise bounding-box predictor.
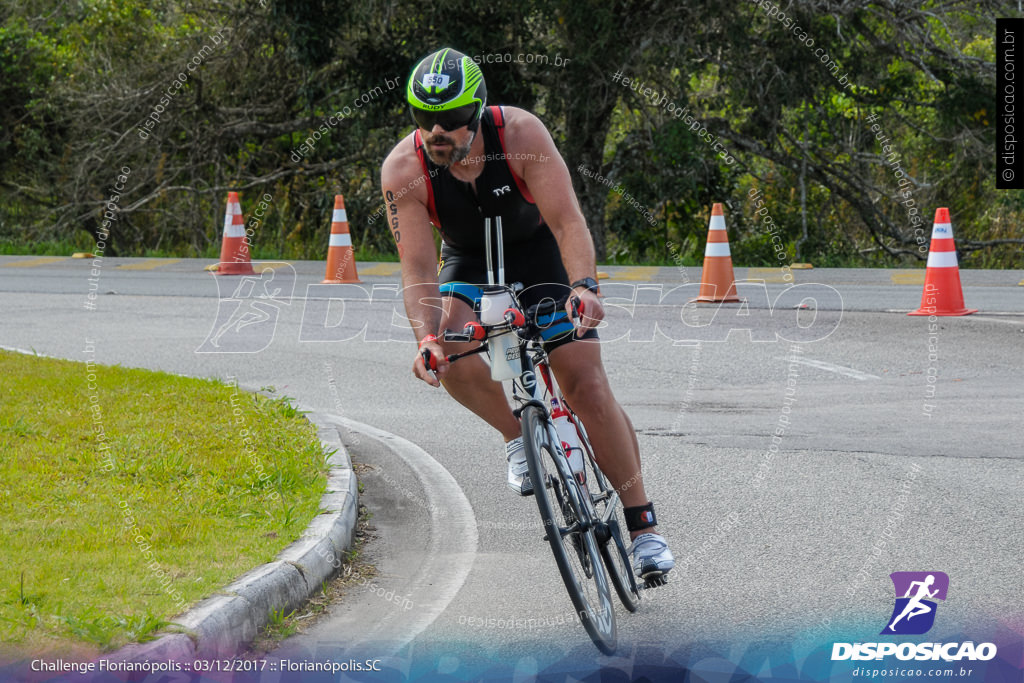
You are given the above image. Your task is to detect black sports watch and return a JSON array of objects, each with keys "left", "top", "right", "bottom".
[{"left": 570, "top": 277, "right": 600, "bottom": 294}]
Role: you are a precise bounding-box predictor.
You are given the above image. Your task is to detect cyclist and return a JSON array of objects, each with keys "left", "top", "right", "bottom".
[{"left": 380, "top": 47, "right": 674, "bottom": 581}]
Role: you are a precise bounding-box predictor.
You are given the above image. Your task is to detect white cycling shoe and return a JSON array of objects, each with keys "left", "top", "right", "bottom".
[
  {"left": 629, "top": 532, "right": 675, "bottom": 580},
  {"left": 505, "top": 437, "right": 533, "bottom": 496}
]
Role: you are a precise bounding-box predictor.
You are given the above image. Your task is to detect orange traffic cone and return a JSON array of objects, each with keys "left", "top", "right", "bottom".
[
  {"left": 692, "top": 203, "right": 742, "bottom": 303},
  {"left": 322, "top": 195, "right": 361, "bottom": 283},
  {"left": 908, "top": 208, "right": 976, "bottom": 316},
  {"left": 216, "top": 191, "right": 254, "bottom": 276}
]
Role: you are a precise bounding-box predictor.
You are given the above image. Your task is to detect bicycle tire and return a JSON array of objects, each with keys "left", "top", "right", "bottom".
[
  {"left": 572, "top": 415, "right": 641, "bottom": 613},
  {"left": 521, "top": 404, "right": 617, "bottom": 654}
]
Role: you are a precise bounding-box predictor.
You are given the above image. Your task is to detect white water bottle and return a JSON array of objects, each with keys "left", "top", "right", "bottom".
[
  {"left": 480, "top": 289, "right": 520, "bottom": 381},
  {"left": 552, "top": 399, "right": 585, "bottom": 479}
]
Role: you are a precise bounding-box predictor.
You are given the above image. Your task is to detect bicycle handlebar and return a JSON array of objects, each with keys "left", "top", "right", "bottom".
[
  {"left": 421, "top": 294, "right": 584, "bottom": 371},
  {"left": 443, "top": 295, "right": 582, "bottom": 342}
]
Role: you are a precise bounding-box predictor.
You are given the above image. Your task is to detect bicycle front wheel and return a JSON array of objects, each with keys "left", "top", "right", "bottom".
[{"left": 521, "top": 404, "right": 616, "bottom": 654}]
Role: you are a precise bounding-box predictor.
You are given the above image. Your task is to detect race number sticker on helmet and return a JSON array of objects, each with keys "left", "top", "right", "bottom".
[{"left": 422, "top": 73, "right": 450, "bottom": 90}]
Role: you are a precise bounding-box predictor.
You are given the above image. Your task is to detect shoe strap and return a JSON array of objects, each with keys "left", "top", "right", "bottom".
[{"left": 630, "top": 532, "right": 665, "bottom": 552}]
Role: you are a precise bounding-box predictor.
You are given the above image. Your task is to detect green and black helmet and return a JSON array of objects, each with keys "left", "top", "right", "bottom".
[{"left": 407, "top": 47, "right": 487, "bottom": 132}]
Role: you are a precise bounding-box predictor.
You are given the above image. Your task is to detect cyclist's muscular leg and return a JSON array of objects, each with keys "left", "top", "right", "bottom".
[
  {"left": 438, "top": 296, "right": 520, "bottom": 441},
  {"left": 548, "top": 339, "right": 653, "bottom": 537}
]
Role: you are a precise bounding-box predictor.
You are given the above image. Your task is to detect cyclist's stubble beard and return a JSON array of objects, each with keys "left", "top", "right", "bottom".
[{"left": 424, "top": 130, "right": 475, "bottom": 167}]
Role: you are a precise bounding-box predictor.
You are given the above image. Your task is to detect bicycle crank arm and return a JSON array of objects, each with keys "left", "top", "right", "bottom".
[{"left": 542, "top": 520, "right": 581, "bottom": 542}]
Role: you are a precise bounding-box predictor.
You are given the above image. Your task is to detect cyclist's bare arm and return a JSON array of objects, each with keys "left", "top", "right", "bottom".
[
  {"left": 500, "top": 107, "right": 602, "bottom": 331},
  {"left": 381, "top": 139, "right": 447, "bottom": 385}
]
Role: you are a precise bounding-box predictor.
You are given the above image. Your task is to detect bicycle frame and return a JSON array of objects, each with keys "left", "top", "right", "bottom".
[
  {"left": 430, "top": 217, "right": 642, "bottom": 616},
  {"left": 436, "top": 284, "right": 628, "bottom": 537},
  {"left": 511, "top": 320, "right": 586, "bottom": 496}
]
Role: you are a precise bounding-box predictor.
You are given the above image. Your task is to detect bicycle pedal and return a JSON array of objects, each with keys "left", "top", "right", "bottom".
[{"left": 642, "top": 574, "right": 669, "bottom": 589}]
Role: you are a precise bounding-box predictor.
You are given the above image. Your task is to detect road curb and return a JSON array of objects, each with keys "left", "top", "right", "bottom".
[{"left": 104, "top": 411, "right": 359, "bottom": 665}]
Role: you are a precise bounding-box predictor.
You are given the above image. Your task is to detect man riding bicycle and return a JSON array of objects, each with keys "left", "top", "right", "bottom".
[{"left": 380, "top": 47, "right": 674, "bottom": 581}]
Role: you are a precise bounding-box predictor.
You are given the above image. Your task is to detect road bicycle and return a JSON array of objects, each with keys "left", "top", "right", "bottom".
[{"left": 419, "top": 218, "right": 665, "bottom": 654}]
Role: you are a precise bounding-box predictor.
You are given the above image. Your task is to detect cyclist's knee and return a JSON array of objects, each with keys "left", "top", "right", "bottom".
[{"left": 561, "top": 372, "right": 615, "bottom": 413}]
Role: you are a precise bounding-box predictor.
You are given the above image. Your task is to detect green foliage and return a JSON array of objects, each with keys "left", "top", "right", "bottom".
[
  {"left": 0, "top": 16, "right": 65, "bottom": 177},
  {"left": 0, "top": 1, "right": 1018, "bottom": 266},
  {"left": 605, "top": 115, "right": 737, "bottom": 263}
]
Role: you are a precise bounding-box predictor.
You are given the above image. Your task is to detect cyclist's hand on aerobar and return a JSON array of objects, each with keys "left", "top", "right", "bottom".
[
  {"left": 415, "top": 335, "right": 448, "bottom": 387},
  {"left": 568, "top": 289, "right": 603, "bottom": 338}
]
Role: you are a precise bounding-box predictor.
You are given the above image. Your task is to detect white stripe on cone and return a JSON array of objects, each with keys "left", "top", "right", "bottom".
[
  {"left": 704, "top": 242, "right": 731, "bottom": 257},
  {"left": 708, "top": 215, "right": 727, "bottom": 231},
  {"left": 329, "top": 233, "right": 352, "bottom": 248},
  {"left": 926, "top": 250, "right": 959, "bottom": 268},
  {"left": 333, "top": 209, "right": 348, "bottom": 223},
  {"left": 225, "top": 223, "right": 246, "bottom": 238},
  {"left": 931, "top": 223, "right": 952, "bottom": 239},
  {"left": 229, "top": 202, "right": 242, "bottom": 215}
]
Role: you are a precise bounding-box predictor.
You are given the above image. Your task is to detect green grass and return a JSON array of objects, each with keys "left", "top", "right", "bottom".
[
  {"left": 0, "top": 240, "right": 85, "bottom": 256},
  {"left": 353, "top": 246, "right": 400, "bottom": 262},
  {"left": 262, "top": 608, "right": 299, "bottom": 640},
  {"left": 0, "top": 350, "right": 328, "bottom": 655}
]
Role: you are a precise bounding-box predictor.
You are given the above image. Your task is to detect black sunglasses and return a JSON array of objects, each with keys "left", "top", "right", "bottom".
[{"left": 410, "top": 103, "right": 478, "bottom": 132}]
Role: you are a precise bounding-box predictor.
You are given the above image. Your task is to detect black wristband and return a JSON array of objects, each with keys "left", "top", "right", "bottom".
[
  {"left": 571, "top": 277, "right": 599, "bottom": 294},
  {"left": 624, "top": 502, "right": 657, "bottom": 532}
]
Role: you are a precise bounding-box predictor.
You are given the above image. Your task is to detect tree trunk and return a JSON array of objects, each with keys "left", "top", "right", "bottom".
[{"left": 562, "top": 107, "right": 616, "bottom": 261}]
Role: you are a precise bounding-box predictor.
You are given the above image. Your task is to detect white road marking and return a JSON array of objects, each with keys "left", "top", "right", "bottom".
[
  {"left": 318, "top": 415, "right": 479, "bottom": 653},
  {"left": 781, "top": 356, "right": 880, "bottom": 380}
]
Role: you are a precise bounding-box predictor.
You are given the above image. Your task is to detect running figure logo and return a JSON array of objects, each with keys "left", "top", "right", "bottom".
[
  {"left": 196, "top": 263, "right": 295, "bottom": 353},
  {"left": 881, "top": 571, "right": 949, "bottom": 635}
]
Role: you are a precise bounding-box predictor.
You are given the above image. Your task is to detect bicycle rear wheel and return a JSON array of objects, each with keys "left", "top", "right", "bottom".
[
  {"left": 521, "top": 404, "right": 616, "bottom": 654},
  {"left": 599, "top": 505, "right": 641, "bottom": 612}
]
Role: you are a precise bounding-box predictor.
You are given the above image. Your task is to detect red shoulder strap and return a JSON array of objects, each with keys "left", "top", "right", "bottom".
[
  {"left": 489, "top": 106, "right": 534, "bottom": 204},
  {"left": 412, "top": 130, "right": 441, "bottom": 229}
]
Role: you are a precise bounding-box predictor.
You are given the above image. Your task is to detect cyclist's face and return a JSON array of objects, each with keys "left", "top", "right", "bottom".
[{"left": 422, "top": 124, "right": 474, "bottom": 167}]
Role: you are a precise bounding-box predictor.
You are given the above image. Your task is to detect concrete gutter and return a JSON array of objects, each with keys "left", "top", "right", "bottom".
[{"left": 105, "top": 411, "right": 359, "bottom": 664}]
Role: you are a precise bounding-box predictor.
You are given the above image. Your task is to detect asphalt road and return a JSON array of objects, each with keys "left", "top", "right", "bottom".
[{"left": 2, "top": 256, "right": 1022, "bottom": 680}]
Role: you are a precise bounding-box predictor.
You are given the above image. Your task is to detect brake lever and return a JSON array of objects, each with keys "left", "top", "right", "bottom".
[{"left": 570, "top": 295, "right": 584, "bottom": 320}]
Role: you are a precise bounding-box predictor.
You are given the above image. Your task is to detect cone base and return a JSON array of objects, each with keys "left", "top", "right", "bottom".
[
  {"left": 216, "top": 262, "right": 255, "bottom": 276},
  {"left": 907, "top": 307, "right": 977, "bottom": 316},
  {"left": 690, "top": 296, "right": 744, "bottom": 304},
  {"left": 321, "top": 278, "right": 362, "bottom": 284}
]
